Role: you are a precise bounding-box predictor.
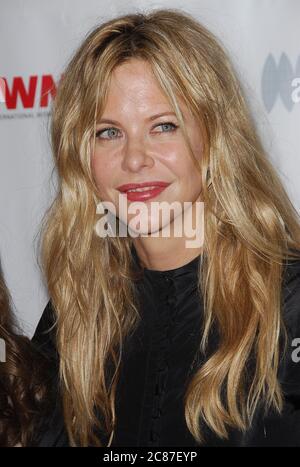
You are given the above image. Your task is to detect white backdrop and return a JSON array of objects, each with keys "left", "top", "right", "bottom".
[{"left": 0, "top": 0, "right": 299, "bottom": 337}]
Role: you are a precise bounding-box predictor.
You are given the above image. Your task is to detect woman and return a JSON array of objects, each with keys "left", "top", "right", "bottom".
[
  {"left": 32, "top": 8, "right": 300, "bottom": 446},
  {"left": 0, "top": 260, "right": 56, "bottom": 447}
]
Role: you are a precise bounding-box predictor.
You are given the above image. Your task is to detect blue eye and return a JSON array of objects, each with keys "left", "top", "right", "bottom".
[
  {"left": 95, "top": 121, "right": 178, "bottom": 140},
  {"left": 95, "top": 127, "right": 121, "bottom": 140},
  {"left": 154, "top": 122, "right": 178, "bottom": 133}
]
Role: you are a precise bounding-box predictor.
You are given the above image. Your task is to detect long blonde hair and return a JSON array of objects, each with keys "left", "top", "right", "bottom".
[{"left": 39, "top": 8, "right": 300, "bottom": 446}]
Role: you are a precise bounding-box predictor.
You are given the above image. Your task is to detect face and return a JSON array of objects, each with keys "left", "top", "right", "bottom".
[{"left": 91, "top": 58, "right": 203, "bottom": 237}]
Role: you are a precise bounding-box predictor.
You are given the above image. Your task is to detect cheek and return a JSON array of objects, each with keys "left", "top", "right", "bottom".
[
  {"left": 175, "top": 153, "right": 202, "bottom": 195},
  {"left": 158, "top": 141, "right": 188, "bottom": 173},
  {"left": 91, "top": 155, "right": 101, "bottom": 184},
  {"left": 168, "top": 146, "right": 200, "bottom": 181},
  {"left": 91, "top": 154, "right": 111, "bottom": 193}
]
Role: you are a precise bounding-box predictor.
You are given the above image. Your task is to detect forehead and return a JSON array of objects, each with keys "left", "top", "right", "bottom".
[
  {"left": 106, "top": 60, "right": 168, "bottom": 108},
  {"left": 102, "top": 59, "right": 187, "bottom": 117}
]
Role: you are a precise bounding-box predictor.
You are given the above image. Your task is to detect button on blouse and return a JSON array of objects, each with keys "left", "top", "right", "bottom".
[
  {"left": 111, "top": 248, "right": 204, "bottom": 447},
  {"left": 31, "top": 248, "right": 300, "bottom": 447}
]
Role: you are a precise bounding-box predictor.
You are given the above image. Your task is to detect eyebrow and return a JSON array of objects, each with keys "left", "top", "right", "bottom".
[{"left": 97, "top": 111, "right": 180, "bottom": 125}]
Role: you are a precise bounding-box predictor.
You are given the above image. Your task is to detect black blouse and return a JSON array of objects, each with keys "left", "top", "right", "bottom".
[{"left": 31, "top": 249, "right": 300, "bottom": 447}]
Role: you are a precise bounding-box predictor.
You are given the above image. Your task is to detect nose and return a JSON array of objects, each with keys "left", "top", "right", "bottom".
[{"left": 121, "top": 135, "right": 154, "bottom": 173}]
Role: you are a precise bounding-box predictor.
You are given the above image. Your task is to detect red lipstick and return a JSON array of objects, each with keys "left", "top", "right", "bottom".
[{"left": 117, "top": 181, "right": 170, "bottom": 202}]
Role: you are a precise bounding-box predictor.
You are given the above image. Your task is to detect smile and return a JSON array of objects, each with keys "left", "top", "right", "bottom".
[{"left": 122, "top": 185, "right": 169, "bottom": 201}]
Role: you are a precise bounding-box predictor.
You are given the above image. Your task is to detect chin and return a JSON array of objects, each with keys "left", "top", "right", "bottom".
[{"left": 126, "top": 218, "right": 163, "bottom": 238}]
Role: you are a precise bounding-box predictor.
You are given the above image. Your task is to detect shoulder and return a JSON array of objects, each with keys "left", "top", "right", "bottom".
[
  {"left": 281, "top": 256, "right": 300, "bottom": 337},
  {"left": 282, "top": 257, "right": 300, "bottom": 310},
  {"left": 31, "top": 300, "right": 58, "bottom": 360},
  {"left": 278, "top": 256, "right": 300, "bottom": 396}
]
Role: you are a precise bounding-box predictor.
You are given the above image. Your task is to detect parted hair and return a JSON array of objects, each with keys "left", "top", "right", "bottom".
[{"left": 39, "top": 8, "right": 300, "bottom": 446}]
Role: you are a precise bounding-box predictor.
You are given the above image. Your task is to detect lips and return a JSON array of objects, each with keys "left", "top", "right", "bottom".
[
  {"left": 117, "top": 181, "right": 170, "bottom": 193},
  {"left": 116, "top": 181, "right": 171, "bottom": 202}
]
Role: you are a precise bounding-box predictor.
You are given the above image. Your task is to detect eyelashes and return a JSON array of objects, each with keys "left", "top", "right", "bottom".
[
  {"left": 95, "top": 127, "right": 120, "bottom": 139},
  {"left": 155, "top": 122, "right": 178, "bottom": 133},
  {"left": 95, "top": 122, "right": 179, "bottom": 141}
]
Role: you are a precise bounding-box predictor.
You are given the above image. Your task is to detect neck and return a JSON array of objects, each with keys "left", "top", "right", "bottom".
[
  {"left": 133, "top": 238, "right": 202, "bottom": 272},
  {"left": 132, "top": 201, "right": 204, "bottom": 271}
]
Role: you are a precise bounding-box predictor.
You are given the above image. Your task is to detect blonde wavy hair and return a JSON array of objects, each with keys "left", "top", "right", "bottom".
[{"left": 39, "top": 8, "right": 300, "bottom": 446}]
